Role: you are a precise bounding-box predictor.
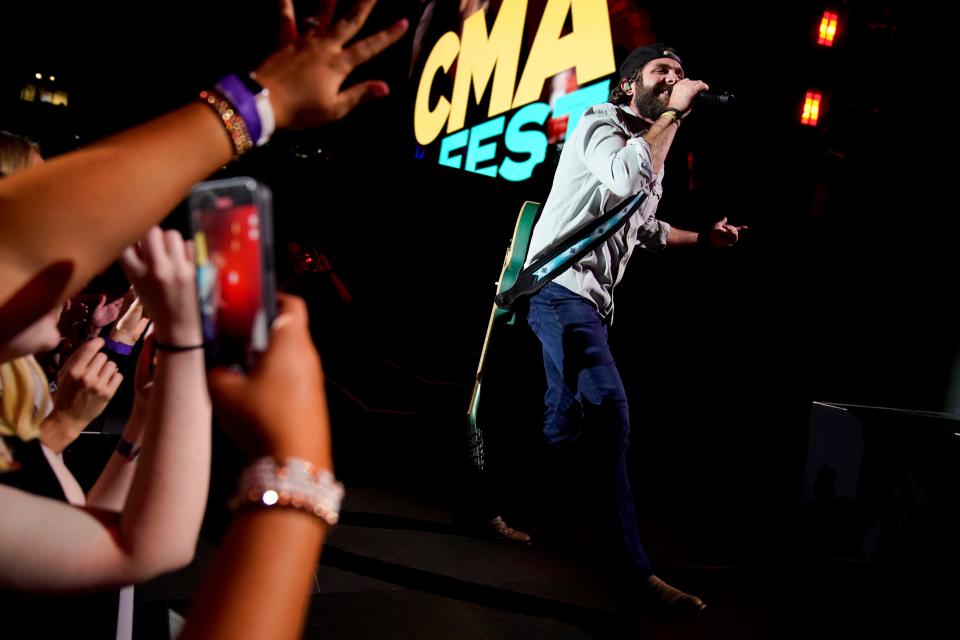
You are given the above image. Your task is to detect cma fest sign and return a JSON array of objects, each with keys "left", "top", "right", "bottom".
[{"left": 414, "top": 0, "right": 615, "bottom": 182}]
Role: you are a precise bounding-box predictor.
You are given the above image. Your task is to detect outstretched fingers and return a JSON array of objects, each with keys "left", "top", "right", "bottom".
[
  {"left": 343, "top": 17, "right": 409, "bottom": 67},
  {"left": 327, "top": 0, "right": 378, "bottom": 44},
  {"left": 277, "top": 0, "right": 300, "bottom": 46}
]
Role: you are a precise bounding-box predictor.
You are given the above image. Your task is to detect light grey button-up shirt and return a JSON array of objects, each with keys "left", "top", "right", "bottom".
[{"left": 524, "top": 102, "right": 671, "bottom": 320}]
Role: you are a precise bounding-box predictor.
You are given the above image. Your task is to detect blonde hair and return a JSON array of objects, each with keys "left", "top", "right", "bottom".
[
  {"left": 0, "top": 130, "right": 41, "bottom": 177},
  {"left": 0, "top": 356, "right": 52, "bottom": 442}
]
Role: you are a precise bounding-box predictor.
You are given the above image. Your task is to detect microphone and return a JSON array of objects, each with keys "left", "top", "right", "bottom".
[{"left": 695, "top": 91, "right": 735, "bottom": 105}]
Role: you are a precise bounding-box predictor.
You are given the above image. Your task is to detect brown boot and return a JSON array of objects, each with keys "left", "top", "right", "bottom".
[
  {"left": 480, "top": 515, "right": 532, "bottom": 545},
  {"left": 644, "top": 575, "right": 706, "bottom": 616}
]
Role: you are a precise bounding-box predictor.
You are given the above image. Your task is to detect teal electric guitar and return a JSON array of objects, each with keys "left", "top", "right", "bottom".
[{"left": 465, "top": 201, "right": 541, "bottom": 471}]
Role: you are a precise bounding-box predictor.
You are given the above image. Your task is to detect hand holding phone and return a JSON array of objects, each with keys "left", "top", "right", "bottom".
[
  {"left": 207, "top": 294, "right": 331, "bottom": 467},
  {"left": 189, "top": 178, "right": 276, "bottom": 370}
]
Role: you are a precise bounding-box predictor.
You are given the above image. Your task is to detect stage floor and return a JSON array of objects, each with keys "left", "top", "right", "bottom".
[{"left": 144, "top": 485, "right": 951, "bottom": 639}]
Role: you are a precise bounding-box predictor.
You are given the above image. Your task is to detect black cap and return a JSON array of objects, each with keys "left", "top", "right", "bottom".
[{"left": 619, "top": 43, "right": 683, "bottom": 80}]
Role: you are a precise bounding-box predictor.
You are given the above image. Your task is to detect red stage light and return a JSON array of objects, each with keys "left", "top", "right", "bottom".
[
  {"left": 817, "top": 11, "right": 839, "bottom": 46},
  {"left": 801, "top": 91, "right": 823, "bottom": 126}
]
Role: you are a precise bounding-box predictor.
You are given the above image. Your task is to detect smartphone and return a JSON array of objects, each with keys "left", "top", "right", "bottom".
[{"left": 189, "top": 177, "right": 276, "bottom": 370}]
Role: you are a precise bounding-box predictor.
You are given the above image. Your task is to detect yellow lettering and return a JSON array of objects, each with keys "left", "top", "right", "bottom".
[
  {"left": 414, "top": 31, "right": 460, "bottom": 145},
  {"left": 512, "top": 0, "right": 615, "bottom": 109},
  {"left": 447, "top": 0, "right": 527, "bottom": 134}
]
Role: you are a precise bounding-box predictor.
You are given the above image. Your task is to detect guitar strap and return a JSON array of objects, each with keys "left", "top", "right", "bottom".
[{"left": 494, "top": 191, "right": 647, "bottom": 309}]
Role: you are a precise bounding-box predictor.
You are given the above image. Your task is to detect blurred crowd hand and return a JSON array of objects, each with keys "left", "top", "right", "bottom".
[
  {"left": 58, "top": 293, "right": 124, "bottom": 345},
  {"left": 120, "top": 227, "right": 202, "bottom": 348},
  {"left": 108, "top": 289, "right": 151, "bottom": 347},
  {"left": 207, "top": 294, "right": 332, "bottom": 470},
  {"left": 257, "top": 0, "right": 409, "bottom": 130},
  {"left": 47, "top": 338, "right": 123, "bottom": 442},
  {"left": 89, "top": 295, "right": 125, "bottom": 334}
]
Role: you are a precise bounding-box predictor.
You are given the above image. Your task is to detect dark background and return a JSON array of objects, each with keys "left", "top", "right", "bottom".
[{"left": 1, "top": 1, "right": 944, "bottom": 540}]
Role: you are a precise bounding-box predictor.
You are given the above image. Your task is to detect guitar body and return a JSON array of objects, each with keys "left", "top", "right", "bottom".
[
  {"left": 493, "top": 201, "right": 540, "bottom": 326},
  {"left": 465, "top": 201, "right": 540, "bottom": 471}
]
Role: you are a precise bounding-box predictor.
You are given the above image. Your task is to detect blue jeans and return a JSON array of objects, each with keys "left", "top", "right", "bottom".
[{"left": 527, "top": 282, "right": 653, "bottom": 577}]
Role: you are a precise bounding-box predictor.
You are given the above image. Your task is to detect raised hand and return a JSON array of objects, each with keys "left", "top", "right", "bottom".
[
  {"left": 256, "top": 0, "right": 409, "bottom": 129},
  {"left": 109, "top": 289, "right": 151, "bottom": 347},
  {"left": 43, "top": 337, "right": 123, "bottom": 451},
  {"left": 89, "top": 294, "right": 125, "bottom": 332},
  {"left": 667, "top": 78, "right": 710, "bottom": 114},
  {"left": 120, "top": 227, "right": 202, "bottom": 348}
]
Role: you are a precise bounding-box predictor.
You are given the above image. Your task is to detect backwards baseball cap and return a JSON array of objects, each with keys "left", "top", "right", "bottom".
[{"left": 619, "top": 43, "right": 683, "bottom": 80}]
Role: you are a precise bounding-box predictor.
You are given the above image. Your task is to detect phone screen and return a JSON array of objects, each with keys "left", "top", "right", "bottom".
[{"left": 190, "top": 178, "right": 274, "bottom": 369}]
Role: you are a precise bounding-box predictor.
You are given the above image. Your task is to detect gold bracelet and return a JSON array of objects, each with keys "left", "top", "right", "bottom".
[
  {"left": 658, "top": 108, "right": 684, "bottom": 127},
  {"left": 199, "top": 89, "right": 253, "bottom": 158}
]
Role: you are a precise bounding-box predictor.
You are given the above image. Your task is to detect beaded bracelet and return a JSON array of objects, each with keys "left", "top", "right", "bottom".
[
  {"left": 213, "top": 73, "right": 276, "bottom": 146},
  {"left": 199, "top": 88, "right": 254, "bottom": 158},
  {"left": 230, "top": 457, "right": 344, "bottom": 526}
]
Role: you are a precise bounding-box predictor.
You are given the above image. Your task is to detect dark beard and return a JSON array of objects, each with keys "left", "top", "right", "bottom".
[{"left": 634, "top": 84, "right": 669, "bottom": 120}]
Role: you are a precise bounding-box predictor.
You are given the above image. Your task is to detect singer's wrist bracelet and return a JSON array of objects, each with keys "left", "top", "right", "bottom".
[{"left": 658, "top": 107, "right": 684, "bottom": 126}]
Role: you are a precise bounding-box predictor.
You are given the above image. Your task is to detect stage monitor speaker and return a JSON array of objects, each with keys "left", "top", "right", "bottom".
[{"left": 802, "top": 401, "right": 960, "bottom": 566}]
